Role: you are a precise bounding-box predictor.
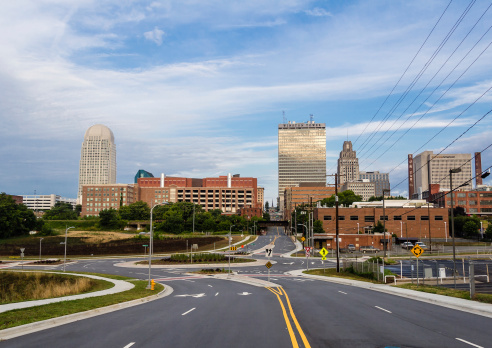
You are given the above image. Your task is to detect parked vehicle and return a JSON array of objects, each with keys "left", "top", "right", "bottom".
[
  {"left": 359, "top": 245, "right": 380, "bottom": 253},
  {"left": 401, "top": 242, "right": 414, "bottom": 249},
  {"left": 347, "top": 244, "right": 356, "bottom": 252},
  {"left": 415, "top": 241, "right": 428, "bottom": 249}
]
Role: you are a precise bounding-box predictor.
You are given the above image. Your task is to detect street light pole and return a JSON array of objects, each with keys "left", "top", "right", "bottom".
[
  {"left": 147, "top": 201, "right": 168, "bottom": 289},
  {"left": 228, "top": 224, "right": 235, "bottom": 275},
  {"left": 63, "top": 226, "right": 75, "bottom": 272},
  {"left": 400, "top": 221, "right": 403, "bottom": 238},
  {"left": 382, "top": 189, "right": 390, "bottom": 258},
  {"left": 450, "top": 168, "right": 461, "bottom": 289},
  {"left": 444, "top": 221, "right": 447, "bottom": 242},
  {"left": 39, "top": 238, "right": 44, "bottom": 261}
]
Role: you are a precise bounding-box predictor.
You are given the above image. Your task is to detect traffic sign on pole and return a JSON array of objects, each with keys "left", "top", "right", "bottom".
[
  {"left": 411, "top": 245, "right": 424, "bottom": 258},
  {"left": 265, "top": 248, "right": 273, "bottom": 258},
  {"left": 265, "top": 261, "right": 272, "bottom": 269},
  {"left": 319, "top": 248, "right": 328, "bottom": 257}
]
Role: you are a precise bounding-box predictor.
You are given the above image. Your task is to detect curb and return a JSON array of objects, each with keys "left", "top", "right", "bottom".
[
  {"left": 0, "top": 284, "right": 174, "bottom": 341},
  {"left": 287, "top": 268, "right": 492, "bottom": 319}
]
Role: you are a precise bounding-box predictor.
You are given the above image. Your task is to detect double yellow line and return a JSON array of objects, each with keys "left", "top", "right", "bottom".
[{"left": 266, "top": 287, "right": 311, "bottom": 348}]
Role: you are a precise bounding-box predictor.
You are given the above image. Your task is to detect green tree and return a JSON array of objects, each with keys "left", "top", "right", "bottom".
[
  {"left": 0, "top": 193, "right": 37, "bottom": 238},
  {"left": 99, "top": 208, "right": 123, "bottom": 229},
  {"left": 319, "top": 190, "right": 362, "bottom": 207},
  {"left": 373, "top": 220, "right": 387, "bottom": 233},
  {"left": 463, "top": 220, "right": 479, "bottom": 238},
  {"left": 75, "top": 204, "right": 82, "bottom": 217},
  {"left": 43, "top": 202, "right": 77, "bottom": 220},
  {"left": 265, "top": 201, "right": 270, "bottom": 211},
  {"left": 119, "top": 201, "right": 150, "bottom": 220},
  {"left": 485, "top": 224, "right": 492, "bottom": 239},
  {"left": 313, "top": 220, "right": 324, "bottom": 234},
  {"left": 263, "top": 212, "right": 270, "bottom": 221},
  {"left": 368, "top": 195, "right": 407, "bottom": 201}
]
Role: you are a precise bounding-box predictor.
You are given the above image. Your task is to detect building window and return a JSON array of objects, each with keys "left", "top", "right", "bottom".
[
  {"left": 393, "top": 215, "right": 402, "bottom": 220},
  {"left": 350, "top": 216, "right": 358, "bottom": 221},
  {"left": 407, "top": 216, "right": 416, "bottom": 221},
  {"left": 458, "top": 201, "right": 466, "bottom": 205},
  {"left": 457, "top": 193, "right": 466, "bottom": 198},
  {"left": 338, "top": 216, "right": 345, "bottom": 220},
  {"left": 480, "top": 200, "right": 492, "bottom": 205},
  {"left": 421, "top": 216, "right": 429, "bottom": 221},
  {"left": 379, "top": 215, "right": 388, "bottom": 221},
  {"left": 482, "top": 208, "right": 492, "bottom": 212},
  {"left": 365, "top": 216, "right": 375, "bottom": 222},
  {"left": 469, "top": 201, "right": 476, "bottom": 205},
  {"left": 435, "top": 216, "right": 443, "bottom": 220},
  {"left": 323, "top": 216, "right": 332, "bottom": 220},
  {"left": 468, "top": 193, "right": 477, "bottom": 198}
]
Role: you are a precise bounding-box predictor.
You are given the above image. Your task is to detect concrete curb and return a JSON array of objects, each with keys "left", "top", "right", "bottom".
[
  {"left": 280, "top": 238, "right": 303, "bottom": 258},
  {"left": 0, "top": 284, "right": 174, "bottom": 341},
  {"left": 287, "top": 269, "right": 492, "bottom": 319},
  {"left": 114, "top": 258, "right": 275, "bottom": 269}
]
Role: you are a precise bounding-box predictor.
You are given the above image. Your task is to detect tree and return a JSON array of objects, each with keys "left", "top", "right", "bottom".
[
  {"left": 265, "top": 201, "right": 270, "bottom": 211},
  {"left": 99, "top": 208, "right": 123, "bottom": 229},
  {"left": 0, "top": 193, "right": 37, "bottom": 238},
  {"left": 313, "top": 220, "right": 324, "bottom": 234},
  {"left": 463, "top": 220, "right": 479, "bottom": 238},
  {"left": 373, "top": 220, "right": 387, "bottom": 233},
  {"left": 263, "top": 212, "right": 270, "bottom": 221},
  {"left": 319, "top": 190, "right": 362, "bottom": 207},
  {"left": 368, "top": 195, "right": 406, "bottom": 201},
  {"left": 485, "top": 224, "right": 492, "bottom": 239},
  {"left": 119, "top": 201, "right": 150, "bottom": 220},
  {"left": 43, "top": 202, "right": 77, "bottom": 220},
  {"left": 75, "top": 204, "right": 82, "bottom": 217}
]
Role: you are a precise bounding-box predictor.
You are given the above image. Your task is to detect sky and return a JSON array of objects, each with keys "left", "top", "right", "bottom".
[{"left": 1, "top": 0, "right": 491, "bottom": 204}]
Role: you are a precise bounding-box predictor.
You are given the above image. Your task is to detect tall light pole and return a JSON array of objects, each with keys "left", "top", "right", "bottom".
[
  {"left": 357, "top": 222, "right": 359, "bottom": 234},
  {"left": 444, "top": 221, "right": 447, "bottom": 242},
  {"left": 39, "top": 238, "right": 44, "bottom": 261},
  {"left": 382, "top": 189, "right": 390, "bottom": 258},
  {"left": 450, "top": 168, "right": 461, "bottom": 289},
  {"left": 63, "top": 226, "right": 75, "bottom": 272},
  {"left": 400, "top": 221, "right": 403, "bottom": 238},
  {"left": 147, "top": 201, "right": 168, "bottom": 289},
  {"left": 228, "top": 224, "right": 235, "bottom": 275}
]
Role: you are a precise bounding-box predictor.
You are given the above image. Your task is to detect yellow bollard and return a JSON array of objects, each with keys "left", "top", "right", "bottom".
[{"left": 151, "top": 279, "right": 155, "bottom": 291}]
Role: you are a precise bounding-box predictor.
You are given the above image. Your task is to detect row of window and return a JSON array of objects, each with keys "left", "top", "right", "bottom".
[{"left": 323, "top": 215, "right": 444, "bottom": 221}]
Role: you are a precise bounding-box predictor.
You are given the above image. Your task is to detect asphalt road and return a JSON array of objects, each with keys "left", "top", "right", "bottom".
[{"left": 2, "top": 227, "right": 491, "bottom": 348}]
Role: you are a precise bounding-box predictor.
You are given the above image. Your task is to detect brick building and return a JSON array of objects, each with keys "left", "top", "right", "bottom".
[
  {"left": 283, "top": 184, "right": 336, "bottom": 219},
  {"left": 81, "top": 184, "right": 137, "bottom": 216},
  {"left": 429, "top": 184, "right": 492, "bottom": 216}
]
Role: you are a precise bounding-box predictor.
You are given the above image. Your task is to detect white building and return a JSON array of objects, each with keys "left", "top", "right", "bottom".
[
  {"left": 338, "top": 141, "right": 359, "bottom": 185},
  {"left": 341, "top": 180, "right": 375, "bottom": 201},
  {"left": 78, "top": 124, "right": 116, "bottom": 203},
  {"left": 359, "top": 171, "right": 390, "bottom": 197},
  {"left": 23, "top": 194, "right": 76, "bottom": 210}
]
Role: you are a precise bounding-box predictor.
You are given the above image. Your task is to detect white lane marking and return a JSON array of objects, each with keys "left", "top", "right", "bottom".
[
  {"left": 208, "top": 285, "right": 213, "bottom": 287},
  {"left": 375, "top": 306, "right": 392, "bottom": 314},
  {"left": 123, "top": 343, "right": 135, "bottom": 348},
  {"left": 175, "top": 293, "right": 206, "bottom": 298},
  {"left": 238, "top": 292, "right": 252, "bottom": 296},
  {"left": 182, "top": 308, "right": 196, "bottom": 316},
  {"left": 456, "top": 338, "right": 484, "bottom": 348},
  {"left": 215, "top": 292, "right": 219, "bottom": 296},
  {"left": 338, "top": 291, "right": 347, "bottom": 295},
  {"left": 183, "top": 280, "right": 195, "bottom": 282}
]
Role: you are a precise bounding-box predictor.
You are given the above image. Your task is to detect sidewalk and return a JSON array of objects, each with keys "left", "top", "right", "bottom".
[{"left": 287, "top": 269, "right": 492, "bottom": 319}]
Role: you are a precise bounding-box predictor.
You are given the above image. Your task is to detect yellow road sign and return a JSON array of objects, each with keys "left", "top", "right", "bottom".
[
  {"left": 319, "top": 247, "right": 328, "bottom": 257},
  {"left": 300, "top": 237, "right": 305, "bottom": 242},
  {"left": 265, "top": 261, "right": 272, "bottom": 269},
  {"left": 411, "top": 244, "right": 424, "bottom": 258},
  {"left": 230, "top": 246, "right": 237, "bottom": 251},
  {"left": 321, "top": 256, "right": 327, "bottom": 261}
]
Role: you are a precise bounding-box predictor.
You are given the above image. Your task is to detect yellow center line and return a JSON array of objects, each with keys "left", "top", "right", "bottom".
[
  {"left": 281, "top": 287, "right": 311, "bottom": 348},
  {"left": 266, "top": 287, "right": 299, "bottom": 348}
]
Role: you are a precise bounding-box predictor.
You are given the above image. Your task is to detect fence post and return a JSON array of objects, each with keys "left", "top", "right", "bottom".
[
  {"left": 469, "top": 261, "right": 475, "bottom": 299},
  {"left": 436, "top": 261, "right": 439, "bottom": 286},
  {"left": 377, "top": 259, "right": 379, "bottom": 282}
]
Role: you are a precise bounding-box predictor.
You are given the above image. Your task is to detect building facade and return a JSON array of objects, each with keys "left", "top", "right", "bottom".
[
  {"left": 337, "top": 141, "right": 359, "bottom": 185},
  {"left": 411, "top": 151, "right": 472, "bottom": 198},
  {"left": 81, "top": 184, "right": 136, "bottom": 216},
  {"left": 78, "top": 124, "right": 117, "bottom": 203},
  {"left": 283, "top": 185, "right": 336, "bottom": 217},
  {"left": 341, "top": 181, "right": 376, "bottom": 201},
  {"left": 257, "top": 187, "right": 264, "bottom": 211},
  {"left": 429, "top": 184, "right": 492, "bottom": 216},
  {"left": 23, "top": 194, "right": 77, "bottom": 210},
  {"left": 134, "top": 169, "right": 154, "bottom": 183},
  {"left": 359, "top": 171, "right": 390, "bottom": 197},
  {"left": 278, "top": 121, "right": 326, "bottom": 210}
]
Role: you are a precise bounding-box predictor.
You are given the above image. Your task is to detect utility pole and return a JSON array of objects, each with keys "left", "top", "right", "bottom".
[{"left": 335, "top": 173, "right": 340, "bottom": 272}]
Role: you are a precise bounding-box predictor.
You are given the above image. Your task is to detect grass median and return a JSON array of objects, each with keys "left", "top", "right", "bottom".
[
  {"left": 395, "top": 283, "right": 492, "bottom": 304},
  {"left": 0, "top": 272, "right": 164, "bottom": 330}
]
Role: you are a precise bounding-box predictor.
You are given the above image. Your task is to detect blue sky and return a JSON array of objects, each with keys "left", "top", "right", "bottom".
[{"left": 1, "top": 0, "right": 491, "bottom": 204}]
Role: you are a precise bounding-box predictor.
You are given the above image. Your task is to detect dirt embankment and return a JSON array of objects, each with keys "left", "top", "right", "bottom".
[{"left": 0, "top": 236, "right": 223, "bottom": 257}]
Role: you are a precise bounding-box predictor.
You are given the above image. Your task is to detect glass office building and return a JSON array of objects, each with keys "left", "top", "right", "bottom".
[{"left": 278, "top": 121, "right": 326, "bottom": 210}]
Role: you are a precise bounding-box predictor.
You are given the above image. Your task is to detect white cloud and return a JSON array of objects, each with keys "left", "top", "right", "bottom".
[
  {"left": 144, "top": 26, "right": 165, "bottom": 45},
  {"left": 304, "top": 8, "right": 332, "bottom": 17}
]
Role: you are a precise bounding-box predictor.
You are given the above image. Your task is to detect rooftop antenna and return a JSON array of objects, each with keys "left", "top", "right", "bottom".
[
  {"left": 282, "top": 110, "right": 287, "bottom": 124},
  {"left": 310, "top": 114, "right": 314, "bottom": 123}
]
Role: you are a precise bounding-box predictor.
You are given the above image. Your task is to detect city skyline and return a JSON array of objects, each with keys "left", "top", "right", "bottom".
[{"left": 1, "top": 1, "right": 491, "bottom": 204}]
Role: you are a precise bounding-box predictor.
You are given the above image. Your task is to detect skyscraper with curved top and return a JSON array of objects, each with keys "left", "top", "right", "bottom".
[{"left": 77, "top": 124, "right": 116, "bottom": 202}]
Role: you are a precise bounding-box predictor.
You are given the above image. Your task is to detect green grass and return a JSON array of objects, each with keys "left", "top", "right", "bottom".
[
  {"left": 0, "top": 273, "right": 164, "bottom": 330},
  {"left": 304, "top": 268, "right": 380, "bottom": 283},
  {"left": 395, "top": 283, "right": 492, "bottom": 304}
]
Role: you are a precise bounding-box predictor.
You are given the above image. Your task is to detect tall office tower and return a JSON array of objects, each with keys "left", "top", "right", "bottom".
[
  {"left": 77, "top": 124, "right": 116, "bottom": 203},
  {"left": 411, "top": 151, "right": 472, "bottom": 197},
  {"left": 278, "top": 120, "right": 326, "bottom": 210},
  {"left": 359, "top": 171, "right": 390, "bottom": 197},
  {"left": 337, "top": 141, "right": 359, "bottom": 185}
]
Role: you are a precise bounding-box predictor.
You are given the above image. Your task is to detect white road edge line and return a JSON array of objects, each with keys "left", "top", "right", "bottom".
[
  {"left": 208, "top": 285, "right": 213, "bottom": 287},
  {"left": 123, "top": 343, "right": 135, "bottom": 348},
  {"left": 182, "top": 308, "right": 196, "bottom": 316},
  {"left": 215, "top": 292, "right": 219, "bottom": 296},
  {"left": 375, "top": 306, "right": 392, "bottom": 314},
  {"left": 338, "top": 291, "right": 347, "bottom": 295},
  {"left": 456, "top": 338, "right": 484, "bottom": 348}
]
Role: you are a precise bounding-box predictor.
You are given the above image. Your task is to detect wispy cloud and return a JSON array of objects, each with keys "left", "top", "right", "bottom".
[
  {"left": 144, "top": 26, "right": 165, "bottom": 45},
  {"left": 304, "top": 8, "right": 333, "bottom": 17}
]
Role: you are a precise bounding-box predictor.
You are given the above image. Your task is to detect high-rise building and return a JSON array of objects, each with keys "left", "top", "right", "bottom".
[
  {"left": 77, "top": 124, "right": 116, "bottom": 203},
  {"left": 410, "top": 151, "right": 472, "bottom": 198},
  {"left": 278, "top": 120, "right": 326, "bottom": 210},
  {"left": 359, "top": 171, "right": 390, "bottom": 197},
  {"left": 337, "top": 141, "right": 359, "bottom": 185}
]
